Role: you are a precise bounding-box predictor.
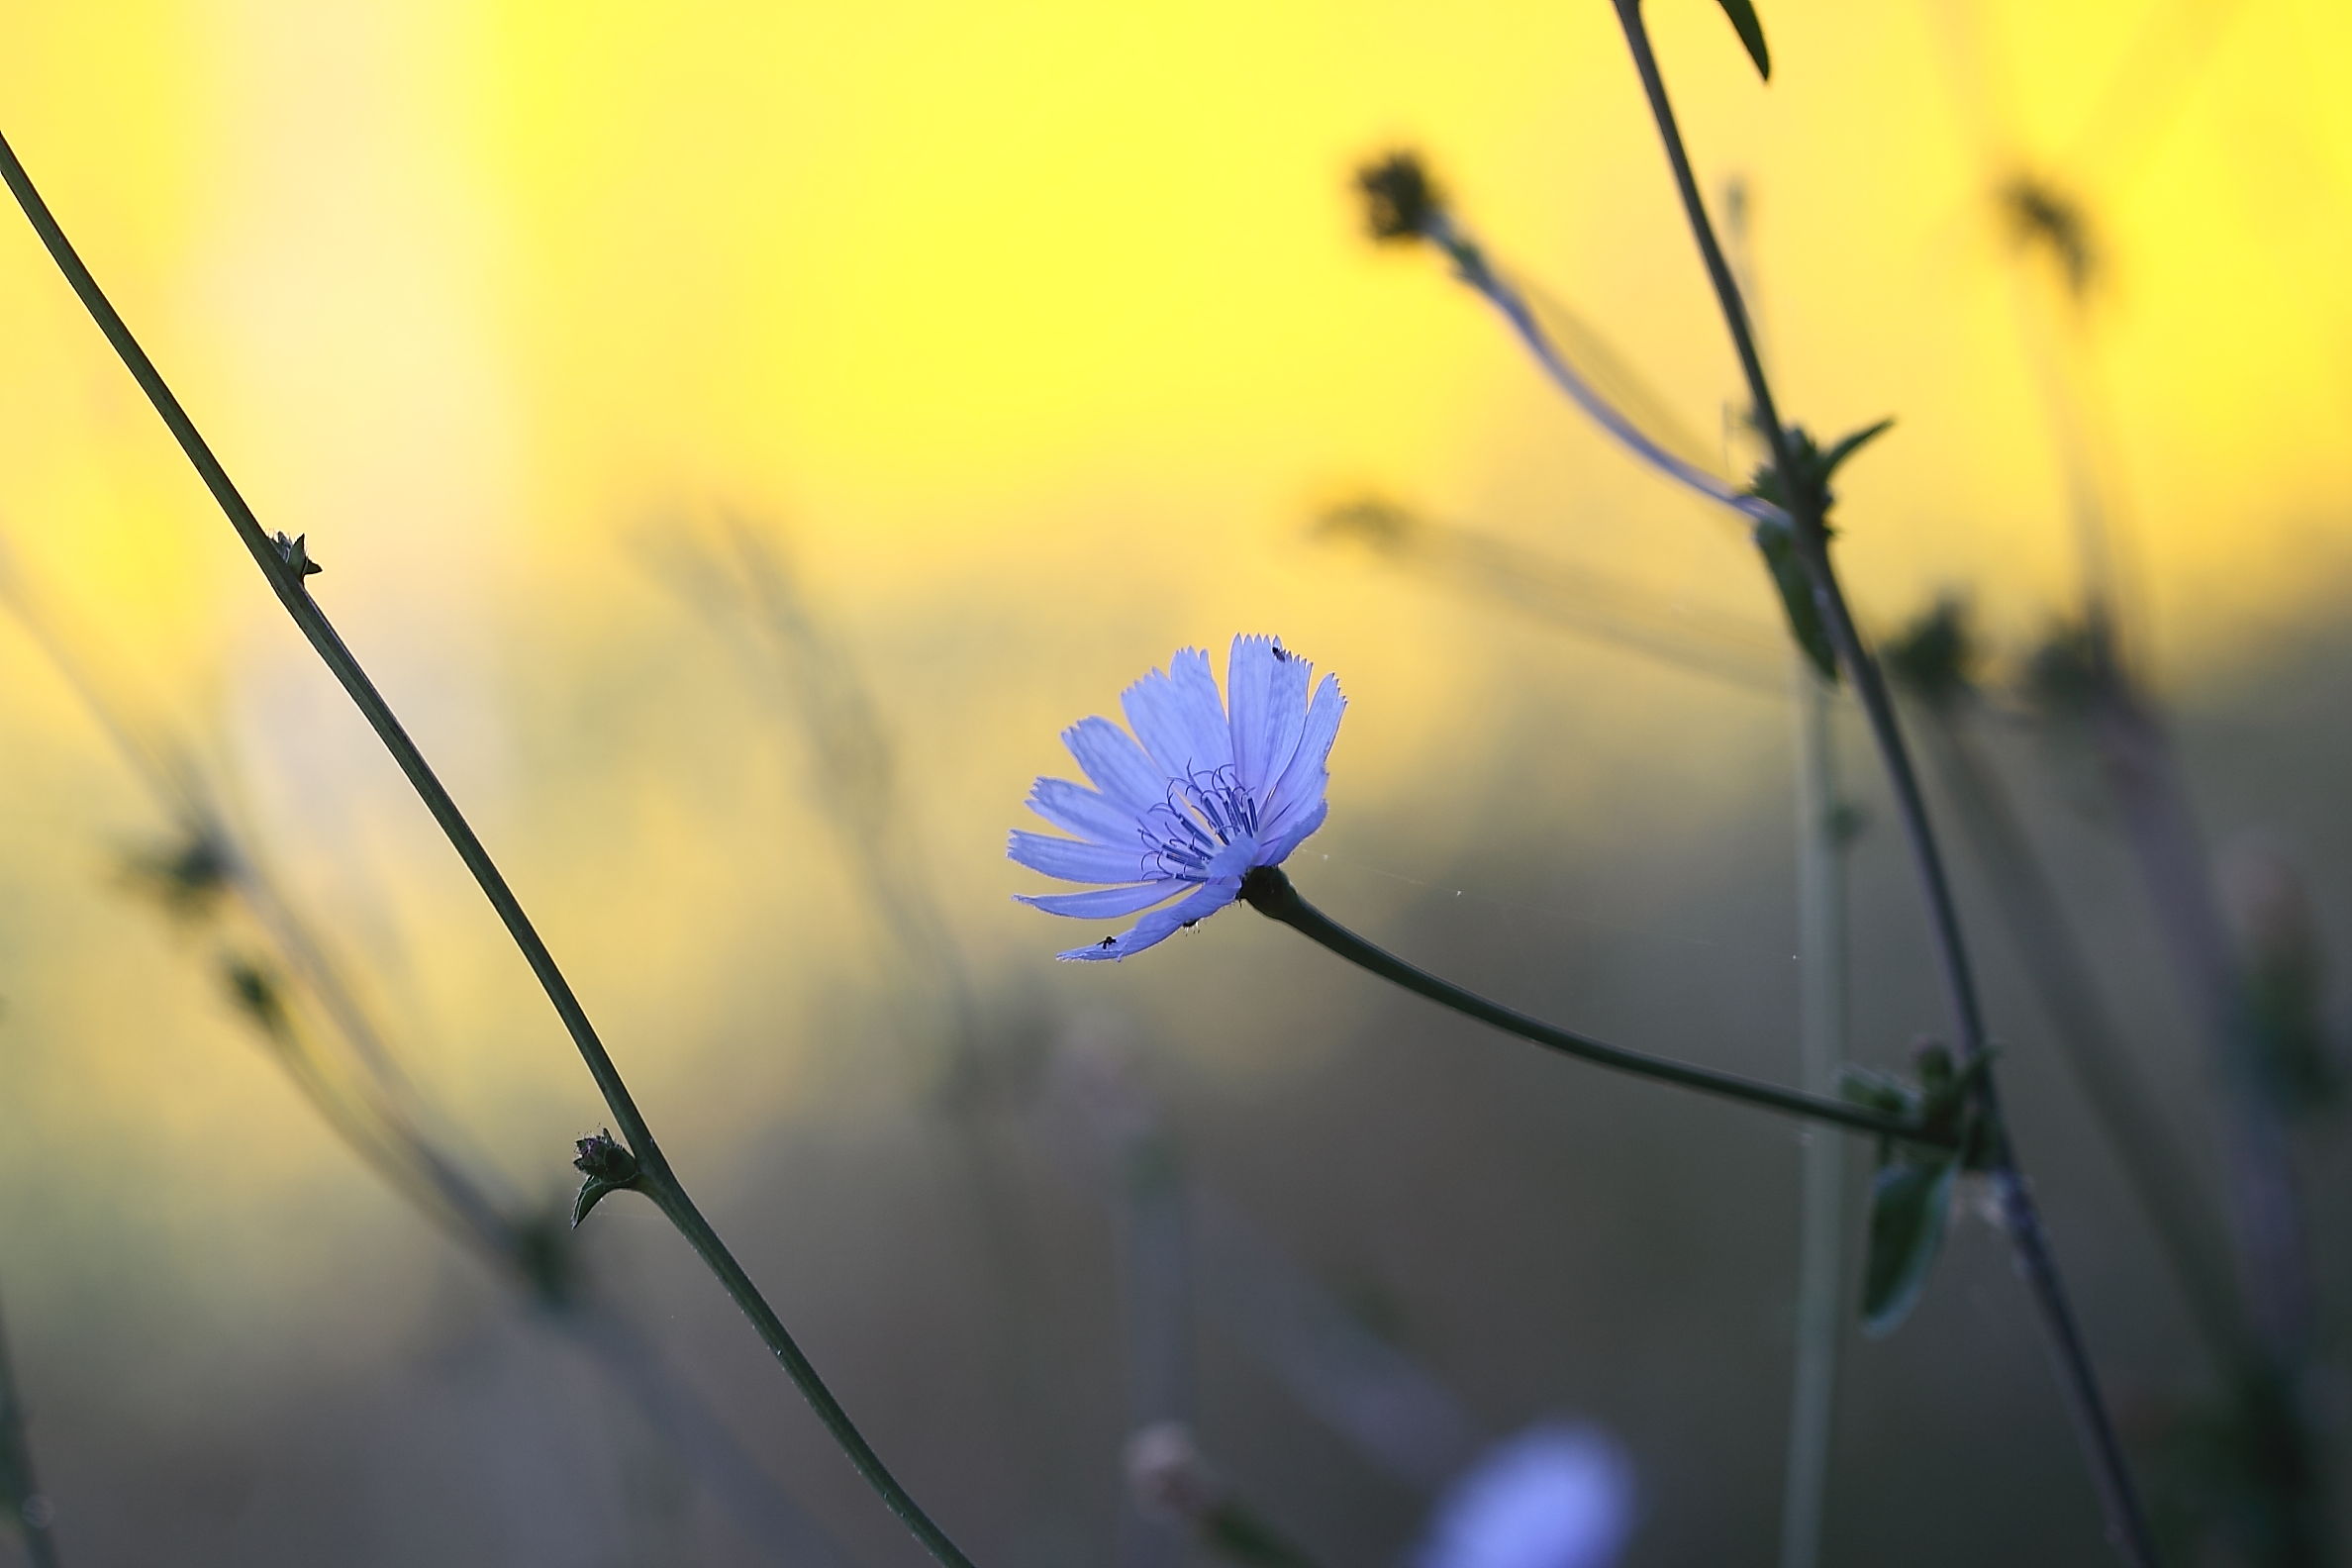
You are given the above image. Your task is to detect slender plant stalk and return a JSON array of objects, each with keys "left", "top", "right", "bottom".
[
  {"left": 1919, "top": 705, "right": 2251, "bottom": 1367},
  {"left": 2076, "top": 671, "right": 2328, "bottom": 1563},
  {"left": 556, "top": 1306, "right": 856, "bottom": 1564},
  {"left": 1240, "top": 868, "right": 1944, "bottom": 1145},
  {"left": 2002, "top": 150, "right": 2324, "bottom": 1552},
  {"left": 0, "top": 128, "right": 977, "bottom": 1568},
  {"left": 0, "top": 1293, "right": 60, "bottom": 1568},
  {"left": 4, "top": 555, "right": 856, "bottom": 1560},
  {"left": 1601, "top": 7, "right": 2157, "bottom": 1560},
  {"left": 1721, "top": 174, "right": 1847, "bottom": 1568},
  {"left": 1118, "top": 1121, "right": 1193, "bottom": 1568},
  {"left": 665, "top": 521, "right": 1083, "bottom": 1555},
  {"left": 1778, "top": 669, "right": 1847, "bottom": 1568}
]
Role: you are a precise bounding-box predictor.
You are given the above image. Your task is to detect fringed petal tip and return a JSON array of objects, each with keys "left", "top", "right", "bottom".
[{"left": 1019, "top": 638, "right": 1336, "bottom": 961}]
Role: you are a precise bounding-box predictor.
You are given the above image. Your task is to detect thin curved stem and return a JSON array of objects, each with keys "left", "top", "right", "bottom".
[
  {"left": 1426, "top": 215, "right": 1779, "bottom": 529},
  {"left": 1603, "top": 7, "right": 2157, "bottom": 1561},
  {"left": 1240, "top": 868, "right": 1947, "bottom": 1146},
  {"left": 0, "top": 127, "right": 977, "bottom": 1568},
  {"left": 635, "top": 1176, "right": 972, "bottom": 1563}
]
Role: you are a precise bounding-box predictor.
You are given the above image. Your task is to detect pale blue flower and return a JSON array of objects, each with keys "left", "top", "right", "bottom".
[
  {"left": 1012, "top": 636, "right": 1343, "bottom": 961},
  {"left": 1416, "top": 1421, "right": 1635, "bottom": 1568}
]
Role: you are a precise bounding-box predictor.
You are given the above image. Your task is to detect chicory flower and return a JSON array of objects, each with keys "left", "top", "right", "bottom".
[{"left": 1012, "top": 637, "right": 1343, "bottom": 960}]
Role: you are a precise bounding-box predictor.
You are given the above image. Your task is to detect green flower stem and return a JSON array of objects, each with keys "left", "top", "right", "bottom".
[
  {"left": 1779, "top": 669, "right": 1847, "bottom": 1568},
  {"left": 1602, "top": 7, "right": 2157, "bottom": 1562},
  {"left": 1240, "top": 868, "right": 1947, "bottom": 1146},
  {"left": 0, "top": 127, "right": 977, "bottom": 1568}
]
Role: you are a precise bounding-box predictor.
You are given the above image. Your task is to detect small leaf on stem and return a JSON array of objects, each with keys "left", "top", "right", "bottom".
[
  {"left": 570, "top": 1128, "right": 641, "bottom": 1226},
  {"left": 269, "top": 531, "right": 323, "bottom": 580},
  {"left": 1712, "top": 0, "right": 1772, "bottom": 80},
  {"left": 1862, "top": 1152, "right": 1959, "bottom": 1336},
  {"left": 1753, "top": 520, "right": 1838, "bottom": 682}
]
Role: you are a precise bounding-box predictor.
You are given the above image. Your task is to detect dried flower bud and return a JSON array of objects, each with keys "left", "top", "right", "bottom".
[
  {"left": 574, "top": 1129, "right": 636, "bottom": 1183},
  {"left": 123, "top": 829, "right": 233, "bottom": 921},
  {"left": 270, "top": 531, "right": 324, "bottom": 580},
  {"left": 570, "top": 1128, "right": 641, "bottom": 1226},
  {"left": 1357, "top": 151, "right": 1442, "bottom": 244},
  {"left": 2019, "top": 619, "right": 2112, "bottom": 718},
  {"left": 1884, "top": 595, "right": 1980, "bottom": 712},
  {"left": 1314, "top": 497, "right": 1418, "bottom": 552},
  {"left": 220, "top": 956, "right": 292, "bottom": 1040},
  {"left": 1998, "top": 174, "right": 2100, "bottom": 302}
]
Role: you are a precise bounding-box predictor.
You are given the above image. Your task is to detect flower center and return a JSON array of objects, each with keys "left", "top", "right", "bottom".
[{"left": 1140, "top": 765, "right": 1261, "bottom": 881}]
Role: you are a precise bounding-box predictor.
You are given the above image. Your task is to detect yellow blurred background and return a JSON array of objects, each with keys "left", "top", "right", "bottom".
[{"left": 1, "top": 0, "right": 2349, "bottom": 1562}]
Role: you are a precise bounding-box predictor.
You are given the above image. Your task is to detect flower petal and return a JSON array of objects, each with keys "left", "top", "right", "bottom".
[
  {"left": 1064, "top": 716, "right": 1165, "bottom": 812},
  {"left": 1264, "top": 673, "right": 1344, "bottom": 827},
  {"left": 1256, "top": 797, "right": 1327, "bottom": 867},
  {"left": 1123, "top": 648, "right": 1232, "bottom": 781},
  {"left": 1057, "top": 876, "right": 1241, "bottom": 961},
  {"left": 1017, "top": 882, "right": 1179, "bottom": 919},
  {"left": 1226, "top": 636, "right": 1279, "bottom": 790},
  {"left": 1027, "top": 776, "right": 1143, "bottom": 845},
  {"left": 1009, "top": 830, "right": 1155, "bottom": 884},
  {"left": 1253, "top": 643, "right": 1315, "bottom": 795}
]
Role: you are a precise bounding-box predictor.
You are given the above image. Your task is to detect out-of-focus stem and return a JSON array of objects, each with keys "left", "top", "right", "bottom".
[
  {"left": 0, "top": 1292, "right": 60, "bottom": 1568},
  {"left": 0, "top": 126, "right": 976, "bottom": 1568},
  {"left": 1919, "top": 704, "right": 2250, "bottom": 1367},
  {"left": 1117, "top": 1124, "right": 1192, "bottom": 1568},
  {"left": 4, "top": 555, "right": 856, "bottom": 1562},
  {"left": 1778, "top": 669, "right": 1847, "bottom": 1568},
  {"left": 2075, "top": 667, "right": 2327, "bottom": 1563},
  {"left": 1241, "top": 868, "right": 1947, "bottom": 1145},
  {"left": 667, "top": 520, "right": 1077, "bottom": 1555},
  {"left": 556, "top": 1305, "right": 855, "bottom": 1563},
  {"left": 1603, "top": 6, "right": 2156, "bottom": 1559}
]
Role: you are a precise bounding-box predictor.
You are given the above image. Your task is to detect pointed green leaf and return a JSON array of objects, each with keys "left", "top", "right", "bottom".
[
  {"left": 1861, "top": 1154, "right": 1960, "bottom": 1337},
  {"left": 1754, "top": 522, "right": 1838, "bottom": 683},
  {"left": 1817, "top": 417, "right": 1895, "bottom": 481},
  {"left": 569, "top": 1129, "right": 640, "bottom": 1228},
  {"left": 1713, "top": 0, "right": 1771, "bottom": 81}
]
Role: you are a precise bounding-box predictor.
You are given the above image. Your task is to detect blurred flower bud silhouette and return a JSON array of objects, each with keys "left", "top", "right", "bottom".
[{"left": 1357, "top": 150, "right": 1443, "bottom": 243}]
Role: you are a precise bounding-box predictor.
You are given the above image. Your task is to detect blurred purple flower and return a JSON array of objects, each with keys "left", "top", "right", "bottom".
[
  {"left": 1012, "top": 636, "right": 1343, "bottom": 961},
  {"left": 1417, "top": 1421, "right": 1636, "bottom": 1568}
]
